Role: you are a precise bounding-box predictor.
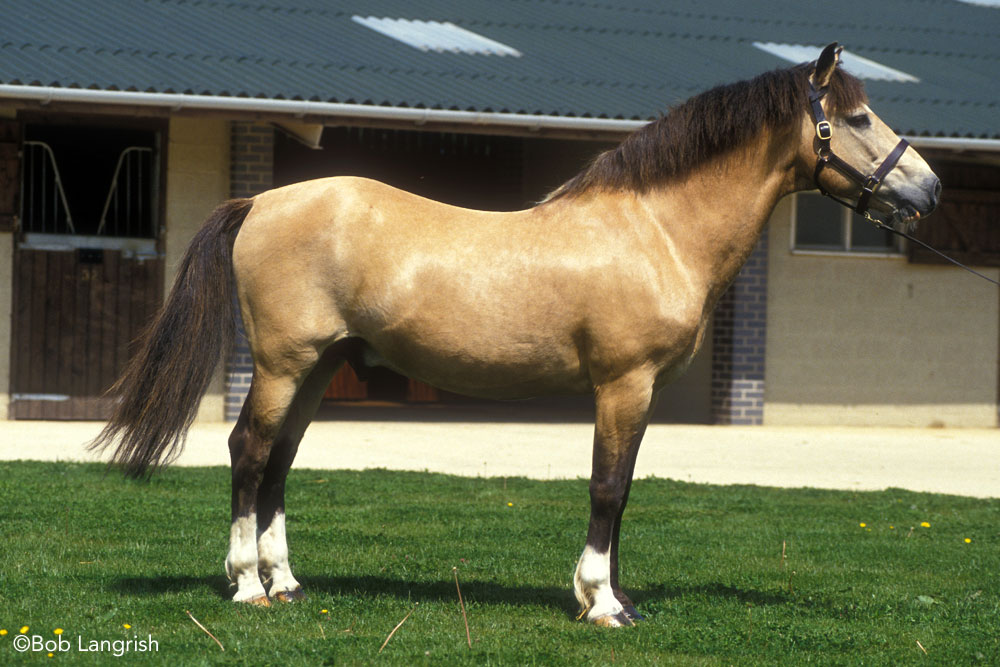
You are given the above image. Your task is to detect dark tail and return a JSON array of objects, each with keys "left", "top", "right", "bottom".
[{"left": 89, "top": 198, "right": 254, "bottom": 477}]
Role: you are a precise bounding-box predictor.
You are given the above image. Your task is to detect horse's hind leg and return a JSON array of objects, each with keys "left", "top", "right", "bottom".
[
  {"left": 255, "top": 346, "right": 345, "bottom": 602},
  {"left": 225, "top": 349, "right": 323, "bottom": 605},
  {"left": 574, "top": 370, "right": 656, "bottom": 627}
]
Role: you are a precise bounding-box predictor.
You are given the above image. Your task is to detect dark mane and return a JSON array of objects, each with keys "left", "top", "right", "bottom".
[{"left": 546, "top": 64, "right": 867, "bottom": 200}]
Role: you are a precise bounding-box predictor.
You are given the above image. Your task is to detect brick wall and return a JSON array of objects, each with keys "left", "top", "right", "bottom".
[
  {"left": 225, "top": 122, "right": 274, "bottom": 420},
  {"left": 711, "top": 228, "right": 768, "bottom": 425}
]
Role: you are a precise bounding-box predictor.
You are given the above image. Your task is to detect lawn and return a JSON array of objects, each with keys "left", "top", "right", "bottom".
[{"left": 0, "top": 461, "right": 997, "bottom": 665}]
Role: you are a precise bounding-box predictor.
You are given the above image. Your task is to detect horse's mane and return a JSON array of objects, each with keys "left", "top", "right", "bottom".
[{"left": 545, "top": 64, "right": 867, "bottom": 201}]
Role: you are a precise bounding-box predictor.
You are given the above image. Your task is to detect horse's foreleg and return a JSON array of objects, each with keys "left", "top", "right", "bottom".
[
  {"left": 256, "top": 349, "right": 344, "bottom": 602},
  {"left": 609, "top": 436, "right": 647, "bottom": 623},
  {"left": 575, "top": 371, "right": 655, "bottom": 627}
]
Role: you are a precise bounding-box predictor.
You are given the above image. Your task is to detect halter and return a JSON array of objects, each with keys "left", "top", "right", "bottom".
[{"left": 807, "top": 81, "right": 909, "bottom": 221}]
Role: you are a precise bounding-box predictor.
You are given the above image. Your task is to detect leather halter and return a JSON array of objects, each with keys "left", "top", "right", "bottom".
[{"left": 808, "top": 81, "right": 909, "bottom": 218}]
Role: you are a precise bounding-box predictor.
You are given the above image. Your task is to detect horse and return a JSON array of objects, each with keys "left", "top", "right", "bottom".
[{"left": 91, "top": 43, "right": 940, "bottom": 627}]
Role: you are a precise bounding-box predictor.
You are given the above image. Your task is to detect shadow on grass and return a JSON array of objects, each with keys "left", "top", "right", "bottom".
[
  {"left": 112, "top": 575, "right": 232, "bottom": 600},
  {"left": 636, "top": 582, "right": 790, "bottom": 607},
  {"left": 109, "top": 573, "right": 790, "bottom": 619},
  {"left": 303, "top": 574, "right": 571, "bottom": 610},
  {"left": 303, "top": 575, "right": 791, "bottom": 618}
]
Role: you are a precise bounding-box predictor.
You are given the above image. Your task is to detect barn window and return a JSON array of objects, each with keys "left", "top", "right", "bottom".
[
  {"left": 792, "top": 192, "right": 901, "bottom": 255},
  {"left": 20, "top": 123, "right": 159, "bottom": 246}
]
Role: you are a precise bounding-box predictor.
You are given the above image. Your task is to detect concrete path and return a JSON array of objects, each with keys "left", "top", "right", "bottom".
[{"left": 2, "top": 409, "right": 997, "bottom": 498}]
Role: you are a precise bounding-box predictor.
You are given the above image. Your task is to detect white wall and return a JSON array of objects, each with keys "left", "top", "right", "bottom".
[
  {"left": 165, "top": 118, "right": 230, "bottom": 422},
  {"left": 764, "top": 197, "right": 998, "bottom": 427}
]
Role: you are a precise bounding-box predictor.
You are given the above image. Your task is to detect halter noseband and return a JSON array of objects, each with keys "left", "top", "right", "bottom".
[{"left": 808, "top": 81, "right": 909, "bottom": 219}]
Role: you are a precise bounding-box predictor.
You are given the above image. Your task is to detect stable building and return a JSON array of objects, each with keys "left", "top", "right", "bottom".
[{"left": 1, "top": 1, "right": 998, "bottom": 427}]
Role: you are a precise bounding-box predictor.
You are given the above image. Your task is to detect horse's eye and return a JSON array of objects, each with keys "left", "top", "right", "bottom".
[{"left": 846, "top": 114, "right": 871, "bottom": 129}]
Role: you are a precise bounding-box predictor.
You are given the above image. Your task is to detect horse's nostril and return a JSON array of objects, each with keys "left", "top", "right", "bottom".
[{"left": 929, "top": 177, "right": 942, "bottom": 210}]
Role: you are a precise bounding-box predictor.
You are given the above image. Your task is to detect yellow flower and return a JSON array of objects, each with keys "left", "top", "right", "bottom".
[
  {"left": 47, "top": 653, "right": 53, "bottom": 658},
  {"left": 507, "top": 502, "right": 513, "bottom": 507},
  {"left": 19, "top": 626, "right": 28, "bottom": 634},
  {"left": 859, "top": 522, "right": 866, "bottom": 528},
  {"left": 320, "top": 609, "right": 328, "bottom": 615},
  {"left": 0, "top": 629, "right": 7, "bottom": 636},
  {"left": 920, "top": 522, "right": 931, "bottom": 528},
  {"left": 889, "top": 525, "right": 895, "bottom": 530},
  {"left": 53, "top": 628, "right": 63, "bottom": 635},
  {"left": 964, "top": 538, "right": 972, "bottom": 544},
  {"left": 123, "top": 624, "right": 131, "bottom": 630}
]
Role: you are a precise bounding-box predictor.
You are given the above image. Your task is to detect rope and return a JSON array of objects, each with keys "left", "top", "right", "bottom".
[{"left": 862, "top": 211, "right": 1000, "bottom": 288}]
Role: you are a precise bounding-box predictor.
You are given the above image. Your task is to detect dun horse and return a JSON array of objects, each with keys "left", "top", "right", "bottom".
[{"left": 92, "top": 44, "right": 940, "bottom": 626}]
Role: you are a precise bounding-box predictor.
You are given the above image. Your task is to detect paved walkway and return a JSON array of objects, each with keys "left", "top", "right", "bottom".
[{"left": 2, "top": 407, "right": 997, "bottom": 498}]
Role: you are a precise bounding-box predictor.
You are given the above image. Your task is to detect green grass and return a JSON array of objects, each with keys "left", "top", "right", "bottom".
[{"left": 0, "top": 461, "right": 997, "bottom": 665}]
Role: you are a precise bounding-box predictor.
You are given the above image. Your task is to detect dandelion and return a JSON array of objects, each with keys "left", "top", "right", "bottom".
[
  {"left": 0, "top": 629, "right": 7, "bottom": 636},
  {"left": 47, "top": 653, "right": 53, "bottom": 658},
  {"left": 19, "top": 626, "right": 28, "bottom": 634},
  {"left": 320, "top": 609, "right": 328, "bottom": 615},
  {"left": 920, "top": 522, "right": 931, "bottom": 528},
  {"left": 507, "top": 502, "right": 513, "bottom": 507},
  {"left": 964, "top": 538, "right": 972, "bottom": 544},
  {"left": 53, "top": 628, "right": 63, "bottom": 635},
  {"left": 859, "top": 522, "right": 866, "bottom": 528},
  {"left": 889, "top": 525, "right": 895, "bottom": 530},
  {"left": 123, "top": 624, "right": 131, "bottom": 630}
]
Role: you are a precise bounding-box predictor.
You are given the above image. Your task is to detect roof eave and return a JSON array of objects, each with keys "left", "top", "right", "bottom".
[
  {"left": 2, "top": 86, "right": 998, "bottom": 150},
  {"left": 0, "top": 85, "right": 647, "bottom": 136}
]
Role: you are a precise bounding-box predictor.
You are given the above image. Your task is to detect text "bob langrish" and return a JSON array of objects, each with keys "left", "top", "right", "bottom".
[{"left": 13, "top": 633, "right": 158, "bottom": 657}]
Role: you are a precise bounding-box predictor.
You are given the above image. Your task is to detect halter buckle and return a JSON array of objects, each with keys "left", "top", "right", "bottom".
[{"left": 815, "top": 120, "right": 832, "bottom": 141}]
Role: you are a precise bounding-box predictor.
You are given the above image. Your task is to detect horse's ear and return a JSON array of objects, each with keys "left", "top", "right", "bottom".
[{"left": 812, "top": 42, "right": 843, "bottom": 89}]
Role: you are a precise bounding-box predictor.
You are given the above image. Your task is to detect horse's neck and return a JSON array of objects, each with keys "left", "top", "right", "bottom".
[{"left": 640, "top": 131, "right": 798, "bottom": 303}]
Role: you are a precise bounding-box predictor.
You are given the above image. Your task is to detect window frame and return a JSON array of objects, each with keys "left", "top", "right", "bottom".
[{"left": 790, "top": 192, "right": 905, "bottom": 258}]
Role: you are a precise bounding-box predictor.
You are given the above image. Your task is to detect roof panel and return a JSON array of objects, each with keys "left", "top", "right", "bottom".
[{"left": 0, "top": 0, "right": 996, "bottom": 137}]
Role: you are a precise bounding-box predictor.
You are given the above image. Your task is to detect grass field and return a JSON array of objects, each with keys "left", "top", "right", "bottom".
[{"left": 0, "top": 461, "right": 997, "bottom": 665}]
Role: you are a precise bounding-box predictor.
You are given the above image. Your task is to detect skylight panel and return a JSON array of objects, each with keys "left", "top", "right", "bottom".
[
  {"left": 352, "top": 16, "right": 522, "bottom": 57},
  {"left": 752, "top": 42, "right": 920, "bottom": 83}
]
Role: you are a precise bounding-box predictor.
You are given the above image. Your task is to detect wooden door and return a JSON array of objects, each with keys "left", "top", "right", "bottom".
[{"left": 10, "top": 248, "right": 162, "bottom": 419}]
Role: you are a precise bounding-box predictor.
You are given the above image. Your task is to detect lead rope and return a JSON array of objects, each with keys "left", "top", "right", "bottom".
[{"left": 858, "top": 210, "right": 1000, "bottom": 287}]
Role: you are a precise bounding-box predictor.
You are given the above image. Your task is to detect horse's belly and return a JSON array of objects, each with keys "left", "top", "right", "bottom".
[{"left": 356, "top": 325, "right": 592, "bottom": 400}]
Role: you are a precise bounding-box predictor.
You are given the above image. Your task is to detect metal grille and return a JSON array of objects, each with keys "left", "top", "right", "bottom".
[
  {"left": 97, "top": 146, "right": 154, "bottom": 237},
  {"left": 21, "top": 141, "right": 74, "bottom": 234},
  {"left": 21, "top": 142, "right": 155, "bottom": 238}
]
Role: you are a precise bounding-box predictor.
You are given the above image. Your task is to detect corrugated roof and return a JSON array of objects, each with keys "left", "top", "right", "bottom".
[{"left": 1, "top": 0, "right": 997, "bottom": 137}]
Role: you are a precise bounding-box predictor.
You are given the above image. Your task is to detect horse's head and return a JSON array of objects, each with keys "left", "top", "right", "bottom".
[{"left": 798, "top": 43, "right": 940, "bottom": 228}]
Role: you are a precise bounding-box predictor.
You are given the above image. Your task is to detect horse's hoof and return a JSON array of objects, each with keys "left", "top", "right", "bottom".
[
  {"left": 273, "top": 588, "right": 306, "bottom": 603},
  {"left": 591, "top": 610, "right": 635, "bottom": 628},
  {"left": 622, "top": 605, "right": 645, "bottom": 623},
  {"left": 245, "top": 594, "right": 271, "bottom": 607}
]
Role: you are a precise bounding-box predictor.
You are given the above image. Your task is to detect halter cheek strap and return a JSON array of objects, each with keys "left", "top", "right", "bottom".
[{"left": 808, "top": 82, "right": 909, "bottom": 216}]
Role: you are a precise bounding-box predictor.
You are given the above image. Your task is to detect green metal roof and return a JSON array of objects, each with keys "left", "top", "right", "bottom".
[{"left": 1, "top": 0, "right": 997, "bottom": 138}]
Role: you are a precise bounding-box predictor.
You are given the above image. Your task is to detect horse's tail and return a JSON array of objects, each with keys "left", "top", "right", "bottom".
[{"left": 89, "top": 198, "right": 254, "bottom": 478}]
